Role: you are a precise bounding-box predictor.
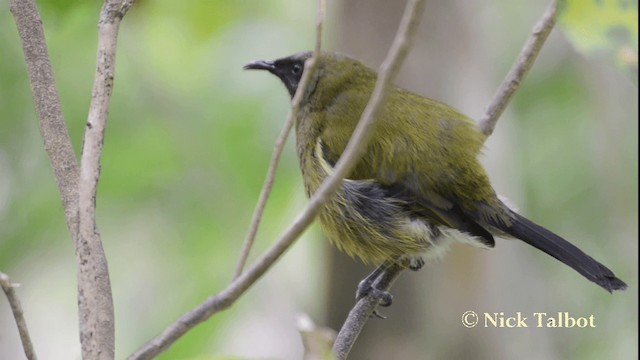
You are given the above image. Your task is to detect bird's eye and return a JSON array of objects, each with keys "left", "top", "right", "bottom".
[{"left": 292, "top": 63, "right": 302, "bottom": 76}]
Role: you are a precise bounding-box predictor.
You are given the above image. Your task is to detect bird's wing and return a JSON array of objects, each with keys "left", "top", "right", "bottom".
[
  {"left": 383, "top": 182, "right": 496, "bottom": 248},
  {"left": 317, "top": 135, "right": 496, "bottom": 248},
  {"left": 317, "top": 88, "right": 506, "bottom": 247}
]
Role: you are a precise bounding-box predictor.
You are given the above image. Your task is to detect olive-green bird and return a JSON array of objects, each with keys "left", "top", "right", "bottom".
[{"left": 244, "top": 51, "right": 627, "bottom": 302}]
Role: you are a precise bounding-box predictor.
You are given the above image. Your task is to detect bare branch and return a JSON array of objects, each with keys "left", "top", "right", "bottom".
[
  {"left": 130, "top": 1, "right": 326, "bottom": 358},
  {"left": 332, "top": 264, "right": 404, "bottom": 360},
  {"left": 478, "top": 0, "right": 558, "bottom": 137},
  {"left": 11, "top": 0, "right": 135, "bottom": 357},
  {"left": 1, "top": 273, "right": 37, "bottom": 360},
  {"left": 232, "top": 116, "right": 295, "bottom": 279},
  {"left": 9, "top": 0, "right": 79, "bottom": 238},
  {"left": 326, "top": 0, "right": 427, "bottom": 354},
  {"left": 333, "top": 0, "right": 559, "bottom": 356},
  {"left": 130, "top": 0, "right": 424, "bottom": 355},
  {"left": 76, "top": 1, "right": 136, "bottom": 358},
  {"left": 233, "top": 0, "right": 327, "bottom": 279}
]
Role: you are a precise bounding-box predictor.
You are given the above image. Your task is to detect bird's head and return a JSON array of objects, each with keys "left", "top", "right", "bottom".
[
  {"left": 243, "top": 51, "right": 313, "bottom": 98},
  {"left": 244, "top": 51, "right": 376, "bottom": 104}
]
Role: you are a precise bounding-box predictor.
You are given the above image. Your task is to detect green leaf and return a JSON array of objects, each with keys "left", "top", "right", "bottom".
[{"left": 559, "top": 0, "right": 638, "bottom": 80}]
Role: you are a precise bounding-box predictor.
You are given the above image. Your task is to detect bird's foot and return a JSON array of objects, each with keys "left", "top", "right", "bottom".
[
  {"left": 355, "top": 261, "right": 397, "bottom": 318},
  {"left": 356, "top": 280, "right": 394, "bottom": 319},
  {"left": 356, "top": 278, "right": 394, "bottom": 307}
]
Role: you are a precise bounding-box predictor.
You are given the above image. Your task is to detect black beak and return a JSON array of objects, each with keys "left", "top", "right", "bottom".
[{"left": 243, "top": 60, "right": 276, "bottom": 72}]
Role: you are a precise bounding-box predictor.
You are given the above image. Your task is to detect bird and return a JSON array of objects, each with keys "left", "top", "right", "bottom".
[{"left": 244, "top": 51, "right": 627, "bottom": 304}]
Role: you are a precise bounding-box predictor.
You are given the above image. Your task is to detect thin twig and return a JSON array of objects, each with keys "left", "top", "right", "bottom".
[
  {"left": 77, "top": 1, "right": 136, "bottom": 359},
  {"left": 132, "top": 0, "right": 421, "bottom": 353},
  {"left": 232, "top": 119, "right": 295, "bottom": 278},
  {"left": 333, "top": 0, "right": 560, "bottom": 357},
  {"left": 478, "top": 0, "right": 558, "bottom": 137},
  {"left": 233, "top": 0, "right": 325, "bottom": 278},
  {"left": 328, "top": 0, "right": 427, "bottom": 356},
  {"left": 1, "top": 272, "right": 37, "bottom": 360},
  {"left": 332, "top": 264, "right": 404, "bottom": 360},
  {"left": 9, "top": 0, "right": 79, "bottom": 238},
  {"left": 130, "top": 0, "right": 419, "bottom": 351},
  {"left": 130, "top": 1, "right": 325, "bottom": 358}
]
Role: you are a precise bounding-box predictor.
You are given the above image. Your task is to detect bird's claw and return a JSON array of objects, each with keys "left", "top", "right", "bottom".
[
  {"left": 372, "top": 310, "right": 388, "bottom": 319},
  {"left": 369, "top": 287, "right": 393, "bottom": 307},
  {"left": 356, "top": 279, "right": 394, "bottom": 307}
]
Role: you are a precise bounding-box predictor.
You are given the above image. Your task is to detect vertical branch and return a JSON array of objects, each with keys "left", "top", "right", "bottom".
[
  {"left": 132, "top": 0, "right": 423, "bottom": 354},
  {"left": 12, "top": 0, "right": 136, "bottom": 356},
  {"left": 232, "top": 117, "right": 296, "bottom": 278},
  {"left": 233, "top": 0, "right": 326, "bottom": 278},
  {"left": 327, "top": 0, "right": 427, "bottom": 355},
  {"left": 77, "top": 0, "right": 136, "bottom": 358},
  {"left": 478, "top": 0, "right": 558, "bottom": 137},
  {"left": 1, "top": 273, "right": 37, "bottom": 360},
  {"left": 9, "top": 0, "right": 80, "bottom": 238},
  {"left": 333, "top": 1, "right": 560, "bottom": 357}
]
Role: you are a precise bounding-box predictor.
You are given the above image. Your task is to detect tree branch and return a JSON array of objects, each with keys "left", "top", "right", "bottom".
[
  {"left": 130, "top": 0, "right": 422, "bottom": 354},
  {"left": 130, "top": 1, "right": 325, "bottom": 358},
  {"left": 332, "top": 263, "right": 404, "bottom": 360},
  {"left": 12, "top": 0, "right": 135, "bottom": 357},
  {"left": 76, "top": 1, "right": 136, "bottom": 358},
  {"left": 333, "top": 1, "right": 559, "bottom": 357},
  {"left": 328, "top": 0, "right": 427, "bottom": 356},
  {"left": 132, "top": 0, "right": 423, "bottom": 353},
  {"left": 478, "top": 0, "right": 558, "bottom": 137},
  {"left": 233, "top": 0, "right": 328, "bottom": 279},
  {"left": 9, "top": 0, "right": 80, "bottom": 239},
  {"left": 1, "top": 272, "right": 37, "bottom": 360},
  {"left": 232, "top": 116, "right": 296, "bottom": 279}
]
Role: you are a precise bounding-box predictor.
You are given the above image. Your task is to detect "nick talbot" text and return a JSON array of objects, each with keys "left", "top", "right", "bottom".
[{"left": 484, "top": 312, "right": 596, "bottom": 328}]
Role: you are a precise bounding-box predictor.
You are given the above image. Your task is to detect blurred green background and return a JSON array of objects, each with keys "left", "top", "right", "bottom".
[{"left": 0, "top": 1, "right": 637, "bottom": 359}]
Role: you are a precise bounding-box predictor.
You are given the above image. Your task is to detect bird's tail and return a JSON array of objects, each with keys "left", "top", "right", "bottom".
[{"left": 497, "top": 211, "right": 627, "bottom": 292}]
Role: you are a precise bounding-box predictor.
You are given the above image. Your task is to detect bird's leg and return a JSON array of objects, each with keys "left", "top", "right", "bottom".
[{"left": 356, "top": 261, "right": 394, "bottom": 308}]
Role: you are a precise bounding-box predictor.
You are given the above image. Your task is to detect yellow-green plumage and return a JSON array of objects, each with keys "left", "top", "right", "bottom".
[
  {"left": 295, "top": 53, "right": 496, "bottom": 264},
  {"left": 244, "top": 51, "right": 626, "bottom": 292}
]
